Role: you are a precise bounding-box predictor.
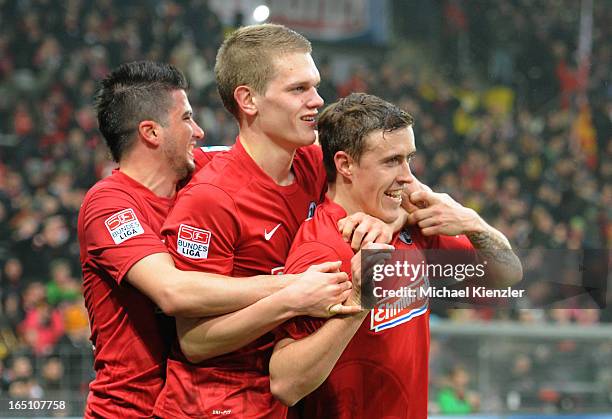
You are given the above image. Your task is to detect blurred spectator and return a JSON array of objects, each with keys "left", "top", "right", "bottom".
[
  {"left": 46, "top": 259, "right": 80, "bottom": 307},
  {"left": 1, "top": 257, "right": 25, "bottom": 330},
  {"left": 18, "top": 300, "right": 65, "bottom": 357},
  {"left": 40, "top": 355, "right": 64, "bottom": 397},
  {"left": 437, "top": 365, "right": 481, "bottom": 414},
  {"left": 6, "top": 355, "right": 43, "bottom": 399}
]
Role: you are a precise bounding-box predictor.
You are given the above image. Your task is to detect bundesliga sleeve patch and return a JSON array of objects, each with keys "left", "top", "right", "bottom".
[
  {"left": 177, "top": 224, "right": 211, "bottom": 259},
  {"left": 104, "top": 208, "right": 145, "bottom": 244}
]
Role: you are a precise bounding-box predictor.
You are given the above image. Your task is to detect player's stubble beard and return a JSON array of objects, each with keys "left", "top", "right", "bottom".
[{"left": 163, "top": 136, "right": 195, "bottom": 183}]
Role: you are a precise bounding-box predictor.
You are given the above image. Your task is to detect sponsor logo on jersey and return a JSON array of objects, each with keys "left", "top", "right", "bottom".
[
  {"left": 104, "top": 208, "right": 144, "bottom": 244},
  {"left": 370, "top": 276, "right": 429, "bottom": 332},
  {"left": 264, "top": 223, "right": 282, "bottom": 241},
  {"left": 177, "top": 224, "right": 211, "bottom": 259}
]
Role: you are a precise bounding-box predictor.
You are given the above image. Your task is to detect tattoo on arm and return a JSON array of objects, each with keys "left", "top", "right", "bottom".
[{"left": 466, "top": 230, "right": 518, "bottom": 266}]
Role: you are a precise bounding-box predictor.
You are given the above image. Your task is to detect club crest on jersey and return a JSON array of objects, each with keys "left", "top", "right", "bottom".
[
  {"left": 177, "top": 224, "right": 211, "bottom": 259},
  {"left": 306, "top": 201, "right": 317, "bottom": 219},
  {"left": 104, "top": 208, "right": 144, "bottom": 244},
  {"left": 398, "top": 229, "right": 413, "bottom": 245},
  {"left": 370, "top": 276, "right": 429, "bottom": 332}
]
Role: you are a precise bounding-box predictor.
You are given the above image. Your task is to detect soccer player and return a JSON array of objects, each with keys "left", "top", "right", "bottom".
[
  {"left": 153, "top": 25, "right": 392, "bottom": 418},
  {"left": 269, "top": 93, "right": 522, "bottom": 419},
  {"left": 78, "top": 61, "right": 354, "bottom": 418}
]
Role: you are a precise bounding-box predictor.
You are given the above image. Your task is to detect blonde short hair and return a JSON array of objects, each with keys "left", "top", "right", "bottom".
[{"left": 215, "top": 24, "right": 311, "bottom": 118}]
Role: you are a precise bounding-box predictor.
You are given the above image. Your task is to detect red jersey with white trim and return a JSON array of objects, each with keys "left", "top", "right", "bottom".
[
  {"left": 278, "top": 197, "right": 475, "bottom": 419},
  {"left": 78, "top": 150, "right": 217, "bottom": 419},
  {"left": 154, "top": 138, "right": 326, "bottom": 419}
]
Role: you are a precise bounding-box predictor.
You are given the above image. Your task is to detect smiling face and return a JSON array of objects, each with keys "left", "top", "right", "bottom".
[
  {"left": 159, "top": 89, "right": 205, "bottom": 179},
  {"left": 252, "top": 52, "right": 323, "bottom": 149},
  {"left": 347, "top": 126, "right": 417, "bottom": 223}
]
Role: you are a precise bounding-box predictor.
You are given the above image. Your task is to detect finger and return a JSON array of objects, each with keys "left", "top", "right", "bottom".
[
  {"left": 307, "top": 260, "right": 342, "bottom": 273},
  {"left": 418, "top": 217, "right": 439, "bottom": 229},
  {"left": 338, "top": 280, "right": 353, "bottom": 292},
  {"left": 358, "top": 230, "right": 378, "bottom": 248},
  {"left": 371, "top": 227, "right": 393, "bottom": 244},
  {"left": 339, "top": 289, "right": 353, "bottom": 302},
  {"left": 402, "top": 199, "right": 424, "bottom": 214},
  {"left": 410, "top": 207, "right": 437, "bottom": 222},
  {"left": 330, "top": 271, "right": 349, "bottom": 284},
  {"left": 362, "top": 242, "right": 395, "bottom": 251},
  {"left": 420, "top": 226, "right": 439, "bottom": 236},
  {"left": 331, "top": 304, "right": 363, "bottom": 315},
  {"left": 410, "top": 190, "right": 437, "bottom": 206},
  {"left": 401, "top": 190, "right": 423, "bottom": 214},
  {"left": 339, "top": 218, "right": 358, "bottom": 242},
  {"left": 349, "top": 224, "right": 369, "bottom": 250},
  {"left": 338, "top": 213, "right": 366, "bottom": 231},
  {"left": 406, "top": 213, "right": 419, "bottom": 225},
  {"left": 327, "top": 303, "right": 343, "bottom": 315}
]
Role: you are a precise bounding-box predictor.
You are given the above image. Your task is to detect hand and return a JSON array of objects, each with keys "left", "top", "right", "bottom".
[
  {"left": 406, "top": 190, "right": 484, "bottom": 236},
  {"left": 347, "top": 243, "right": 395, "bottom": 307},
  {"left": 338, "top": 212, "right": 393, "bottom": 251},
  {"left": 286, "top": 261, "right": 361, "bottom": 318},
  {"left": 401, "top": 177, "right": 432, "bottom": 214}
]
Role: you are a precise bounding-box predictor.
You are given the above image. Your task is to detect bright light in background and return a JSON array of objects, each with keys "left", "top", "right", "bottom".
[{"left": 253, "top": 5, "right": 270, "bottom": 22}]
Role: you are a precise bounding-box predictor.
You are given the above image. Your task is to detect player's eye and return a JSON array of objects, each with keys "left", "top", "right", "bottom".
[{"left": 385, "top": 157, "right": 402, "bottom": 166}]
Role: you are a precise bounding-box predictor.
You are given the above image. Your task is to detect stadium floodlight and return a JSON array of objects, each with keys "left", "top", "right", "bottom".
[{"left": 253, "top": 5, "right": 270, "bottom": 23}]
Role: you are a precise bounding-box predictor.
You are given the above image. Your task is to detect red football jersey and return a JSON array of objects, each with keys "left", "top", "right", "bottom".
[
  {"left": 154, "top": 138, "right": 326, "bottom": 418},
  {"left": 78, "top": 150, "right": 217, "bottom": 418},
  {"left": 278, "top": 197, "right": 475, "bottom": 419}
]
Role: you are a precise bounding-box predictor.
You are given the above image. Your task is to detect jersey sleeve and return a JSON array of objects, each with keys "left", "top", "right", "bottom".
[
  {"left": 79, "top": 188, "right": 168, "bottom": 285},
  {"left": 284, "top": 240, "right": 350, "bottom": 277},
  {"left": 276, "top": 316, "right": 325, "bottom": 342},
  {"left": 276, "top": 241, "right": 348, "bottom": 341},
  {"left": 162, "top": 182, "right": 241, "bottom": 275}
]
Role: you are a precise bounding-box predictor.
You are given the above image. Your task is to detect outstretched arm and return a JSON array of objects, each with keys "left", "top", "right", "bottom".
[
  {"left": 177, "top": 261, "right": 361, "bottom": 363},
  {"left": 407, "top": 190, "right": 522, "bottom": 287},
  {"left": 127, "top": 253, "right": 297, "bottom": 317}
]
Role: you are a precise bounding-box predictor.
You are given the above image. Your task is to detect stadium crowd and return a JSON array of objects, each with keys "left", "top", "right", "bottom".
[{"left": 0, "top": 0, "right": 609, "bottom": 414}]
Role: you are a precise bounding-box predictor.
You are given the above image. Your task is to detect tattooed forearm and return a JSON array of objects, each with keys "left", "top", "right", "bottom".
[
  {"left": 466, "top": 229, "right": 510, "bottom": 250},
  {"left": 466, "top": 228, "right": 522, "bottom": 286}
]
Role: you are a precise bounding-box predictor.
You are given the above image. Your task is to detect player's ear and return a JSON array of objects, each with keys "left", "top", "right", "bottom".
[
  {"left": 234, "top": 85, "right": 258, "bottom": 117},
  {"left": 334, "top": 151, "right": 354, "bottom": 180},
  {"left": 138, "top": 120, "right": 162, "bottom": 147}
]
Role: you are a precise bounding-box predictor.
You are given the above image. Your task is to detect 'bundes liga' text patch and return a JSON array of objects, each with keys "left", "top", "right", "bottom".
[
  {"left": 177, "top": 224, "right": 211, "bottom": 259},
  {"left": 105, "top": 208, "right": 144, "bottom": 244}
]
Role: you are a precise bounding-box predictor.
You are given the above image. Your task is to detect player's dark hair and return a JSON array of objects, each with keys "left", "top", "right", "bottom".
[
  {"left": 317, "top": 93, "right": 415, "bottom": 182},
  {"left": 94, "top": 61, "right": 188, "bottom": 162},
  {"left": 215, "top": 24, "right": 311, "bottom": 119}
]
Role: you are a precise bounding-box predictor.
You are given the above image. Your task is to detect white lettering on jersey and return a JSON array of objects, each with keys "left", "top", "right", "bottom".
[
  {"left": 177, "top": 224, "right": 211, "bottom": 259},
  {"left": 104, "top": 208, "right": 144, "bottom": 245}
]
